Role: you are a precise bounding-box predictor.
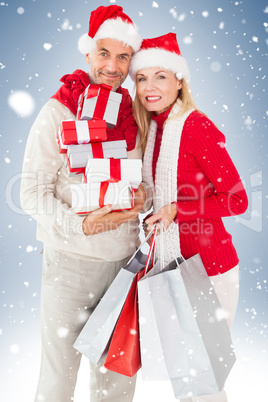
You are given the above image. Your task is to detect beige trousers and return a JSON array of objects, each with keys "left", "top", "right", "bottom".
[
  {"left": 180, "top": 264, "right": 240, "bottom": 402},
  {"left": 35, "top": 247, "right": 136, "bottom": 402}
]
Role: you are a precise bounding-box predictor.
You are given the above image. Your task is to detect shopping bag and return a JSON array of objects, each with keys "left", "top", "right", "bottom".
[
  {"left": 103, "top": 228, "right": 157, "bottom": 377},
  {"left": 73, "top": 227, "right": 156, "bottom": 364},
  {"left": 138, "top": 253, "right": 236, "bottom": 399},
  {"left": 104, "top": 268, "right": 144, "bottom": 376},
  {"left": 73, "top": 250, "right": 148, "bottom": 364}
]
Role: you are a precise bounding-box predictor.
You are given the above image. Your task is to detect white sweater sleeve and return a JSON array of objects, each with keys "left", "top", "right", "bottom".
[{"left": 20, "top": 99, "right": 85, "bottom": 239}]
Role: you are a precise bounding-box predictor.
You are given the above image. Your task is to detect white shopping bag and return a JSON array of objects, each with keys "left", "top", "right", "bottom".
[
  {"left": 73, "top": 228, "right": 157, "bottom": 364},
  {"left": 138, "top": 253, "right": 236, "bottom": 399}
]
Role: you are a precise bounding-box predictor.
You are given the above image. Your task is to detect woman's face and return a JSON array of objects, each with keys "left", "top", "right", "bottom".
[{"left": 136, "top": 67, "right": 182, "bottom": 115}]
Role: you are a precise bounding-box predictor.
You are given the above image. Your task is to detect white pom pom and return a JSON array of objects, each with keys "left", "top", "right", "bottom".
[{"left": 78, "top": 33, "right": 96, "bottom": 54}]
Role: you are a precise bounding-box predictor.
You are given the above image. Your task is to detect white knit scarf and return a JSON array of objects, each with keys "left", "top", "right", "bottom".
[{"left": 143, "top": 101, "right": 194, "bottom": 263}]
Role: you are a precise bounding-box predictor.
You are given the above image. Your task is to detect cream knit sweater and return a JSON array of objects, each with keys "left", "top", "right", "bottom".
[{"left": 20, "top": 99, "right": 143, "bottom": 261}]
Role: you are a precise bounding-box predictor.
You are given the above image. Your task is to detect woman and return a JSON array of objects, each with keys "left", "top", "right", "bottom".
[{"left": 130, "top": 33, "right": 248, "bottom": 402}]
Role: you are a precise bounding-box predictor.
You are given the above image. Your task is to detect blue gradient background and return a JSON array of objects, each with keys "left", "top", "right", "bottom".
[{"left": 0, "top": 0, "right": 267, "bottom": 400}]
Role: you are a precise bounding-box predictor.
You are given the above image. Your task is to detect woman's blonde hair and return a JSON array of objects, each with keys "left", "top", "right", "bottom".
[{"left": 133, "top": 77, "right": 202, "bottom": 153}]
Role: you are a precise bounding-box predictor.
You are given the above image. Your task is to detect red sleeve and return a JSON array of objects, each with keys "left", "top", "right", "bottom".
[{"left": 175, "top": 115, "right": 248, "bottom": 221}]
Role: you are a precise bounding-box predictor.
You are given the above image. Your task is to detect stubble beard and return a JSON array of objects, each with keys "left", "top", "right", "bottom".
[{"left": 88, "top": 62, "right": 125, "bottom": 91}]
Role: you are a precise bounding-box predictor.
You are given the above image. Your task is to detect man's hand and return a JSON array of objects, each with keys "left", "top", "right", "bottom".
[
  {"left": 82, "top": 183, "right": 147, "bottom": 236},
  {"left": 132, "top": 183, "right": 146, "bottom": 214}
]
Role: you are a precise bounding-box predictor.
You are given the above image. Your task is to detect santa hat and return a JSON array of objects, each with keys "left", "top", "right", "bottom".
[
  {"left": 78, "top": 5, "right": 142, "bottom": 54},
  {"left": 129, "top": 33, "right": 190, "bottom": 81}
]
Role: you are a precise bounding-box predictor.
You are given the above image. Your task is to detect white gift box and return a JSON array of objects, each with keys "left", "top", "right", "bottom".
[
  {"left": 64, "top": 157, "right": 85, "bottom": 177},
  {"left": 85, "top": 159, "right": 142, "bottom": 189},
  {"left": 71, "top": 182, "right": 134, "bottom": 215},
  {"left": 79, "top": 85, "right": 122, "bottom": 129},
  {"left": 67, "top": 140, "right": 127, "bottom": 169},
  {"left": 57, "top": 128, "right": 68, "bottom": 153}
]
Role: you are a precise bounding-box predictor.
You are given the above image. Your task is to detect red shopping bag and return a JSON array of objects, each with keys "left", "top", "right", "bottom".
[
  {"left": 104, "top": 269, "right": 143, "bottom": 376},
  {"left": 104, "top": 227, "right": 157, "bottom": 377}
]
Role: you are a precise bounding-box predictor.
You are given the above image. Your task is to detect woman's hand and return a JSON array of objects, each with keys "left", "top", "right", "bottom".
[
  {"left": 145, "top": 203, "right": 177, "bottom": 233},
  {"left": 142, "top": 214, "right": 153, "bottom": 246}
]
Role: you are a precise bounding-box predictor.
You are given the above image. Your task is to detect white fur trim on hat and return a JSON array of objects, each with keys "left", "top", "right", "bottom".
[
  {"left": 78, "top": 18, "right": 142, "bottom": 54},
  {"left": 129, "top": 48, "right": 190, "bottom": 82},
  {"left": 78, "top": 33, "right": 96, "bottom": 54}
]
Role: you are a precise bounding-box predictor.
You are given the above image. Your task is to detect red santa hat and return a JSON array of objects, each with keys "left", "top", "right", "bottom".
[
  {"left": 78, "top": 5, "right": 142, "bottom": 54},
  {"left": 129, "top": 33, "right": 190, "bottom": 82}
]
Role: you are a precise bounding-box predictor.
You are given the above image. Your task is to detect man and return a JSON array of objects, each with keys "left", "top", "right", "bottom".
[{"left": 20, "top": 5, "right": 148, "bottom": 402}]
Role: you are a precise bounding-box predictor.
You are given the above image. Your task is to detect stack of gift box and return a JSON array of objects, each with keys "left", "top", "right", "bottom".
[{"left": 57, "top": 83, "right": 142, "bottom": 215}]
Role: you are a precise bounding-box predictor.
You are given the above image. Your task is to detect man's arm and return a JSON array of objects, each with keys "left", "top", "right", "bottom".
[
  {"left": 21, "top": 98, "right": 148, "bottom": 239},
  {"left": 20, "top": 100, "right": 87, "bottom": 238},
  {"left": 82, "top": 132, "right": 147, "bottom": 236}
]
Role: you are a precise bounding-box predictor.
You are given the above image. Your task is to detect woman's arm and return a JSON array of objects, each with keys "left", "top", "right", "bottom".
[
  {"left": 174, "top": 115, "right": 248, "bottom": 221},
  {"left": 146, "top": 114, "right": 248, "bottom": 230}
]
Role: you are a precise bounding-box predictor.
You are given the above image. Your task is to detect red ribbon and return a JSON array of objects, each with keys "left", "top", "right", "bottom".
[
  {"left": 100, "top": 83, "right": 113, "bottom": 91},
  {"left": 86, "top": 85, "right": 100, "bottom": 99},
  {"left": 77, "top": 83, "right": 113, "bottom": 121},
  {"left": 76, "top": 88, "right": 86, "bottom": 120},
  {"left": 109, "top": 159, "right": 121, "bottom": 182},
  {"left": 77, "top": 85, "right": 99, "bottom": 120},
  {"left": 98, "top": 181, "right": 110, "bottom": 208},
  {"left": 130, "top": 187, "right": 135, "bottom": 208},
  {"left": 86, "top": 84, "right": 112, "bottom": 120},
  {"left": 94, "top": 86, "right": 110, "bottom": 120},
  {"left": 91, "top": 142, "right": 104, "bottom": 158},
  {"left": 98, "top": 159, "right": 121, "bottom": 207}
]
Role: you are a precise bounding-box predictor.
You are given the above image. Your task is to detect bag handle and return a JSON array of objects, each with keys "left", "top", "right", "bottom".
[
  {"left": 126, "top": 224, "right": 157, "bottom": 266},
  {"left": 158, "top": 221, "right": 165, "bottom": 271},
  {"left": 158, "top": 221, "right": 189, "bottom": 270},
  {"left": 144, "top": 225, "right": 157, "bottom": 275}
]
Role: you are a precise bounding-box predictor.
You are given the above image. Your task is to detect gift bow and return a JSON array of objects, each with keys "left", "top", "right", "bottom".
[{"left": 77, "top": 83, "right": 112, "bottom": 121}]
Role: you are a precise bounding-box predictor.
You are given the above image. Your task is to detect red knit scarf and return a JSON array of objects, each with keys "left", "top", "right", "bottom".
[{"left": 51, "top": 69, "right": 90, "bottom": 116}]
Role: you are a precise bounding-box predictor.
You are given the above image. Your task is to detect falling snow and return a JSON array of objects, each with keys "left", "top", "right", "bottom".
[
  {"left": 178, "top": 13, "right": 186, "bottom": 22},
  {"left": 61, "top": 19, "right": 73, "bottom": 30},
  {"left": 1, "top": 1, "right": 267, "bottom": 401},
  {"left": 8, "top": 90, "right": 35, "bottom": 117},
  {"left": 169, "top": 8, "right": 177, "bottom": 19},
  {"left": 202, "top": 11, "right": 209, "bottom": 18},
  {"left": 210, "top": 61, "right": 222, "bottom": 72},
  {"left": 10, "top": 344, "right": 20, "bottom": 354},
  {"left": 183, "top": 36, "right": 193, "bottom": 45},
  {"left": 43, "top": 42, "right": 52, "bottom": 51},
  {"left": 17, "top": 7, "right": 24, "bottom": 14},
  {"left": 57, "top": 327, "right": 70, "bottom": 338}
]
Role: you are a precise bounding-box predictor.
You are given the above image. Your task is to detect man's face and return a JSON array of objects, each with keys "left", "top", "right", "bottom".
[{"left": 86, "top": 38, "right": 133, "bottom": 91}]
